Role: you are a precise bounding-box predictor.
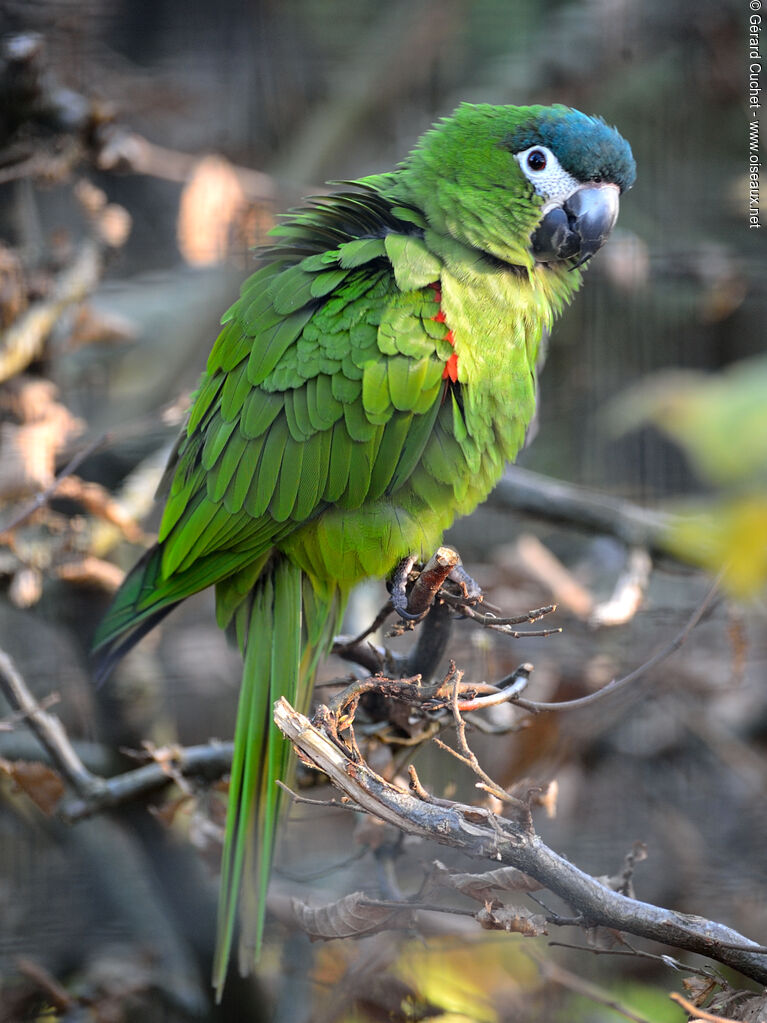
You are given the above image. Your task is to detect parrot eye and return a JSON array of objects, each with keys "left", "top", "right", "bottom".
[
  {"left": 527, "top": 149, "right": 547, "bottom": 171},
  {"left": 515, "top": 145, "right": 580, "bottom": 203}
]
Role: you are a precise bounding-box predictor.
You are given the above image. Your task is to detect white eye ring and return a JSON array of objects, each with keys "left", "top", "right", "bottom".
[{"left": 515, "top": 145, "right": 580, "bottom": 204}]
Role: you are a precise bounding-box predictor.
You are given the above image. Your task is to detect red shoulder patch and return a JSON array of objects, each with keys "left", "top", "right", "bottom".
[{"left": 429, "top": 283, "right": 458, "bottom": 382}]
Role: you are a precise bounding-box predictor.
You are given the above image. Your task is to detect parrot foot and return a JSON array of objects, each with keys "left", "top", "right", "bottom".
[
  {"left": 389, "top": 555, "right": 428, "bottom": 622},
  {"left": 390, "top": 548, "right": 475, "bottom": 623},
  {"left": 448, "top": 564, "right": 483, "bottom": 605}
]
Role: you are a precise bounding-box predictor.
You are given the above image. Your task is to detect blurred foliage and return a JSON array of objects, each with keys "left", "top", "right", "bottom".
[
  {"left": 614, "top": 356, "right": 767, "bottom": 595},
  {"left": 559, "top": 983, "right": 683, "bottom": 1023},
  {"left": 616, "top": 357, "right": 767, "bottom": 488}
]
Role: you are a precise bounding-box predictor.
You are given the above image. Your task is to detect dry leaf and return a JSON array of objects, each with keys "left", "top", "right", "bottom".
[
  {"left": 177, "top": 155, "right": 247, "bottom": 266},
  {"left": 1, "top": 758, "right": 64, "bottom": 814},
  {"left": 475, "top": 900, "right": 547, "bottom": 936},
  {"left": 702, "top": 991, "right": 767, "bottom": 1023},
  {"left": 433, "top": 860, "right": 542, "bottom": 901},
  {"left": 0, "top": 377, "right": 83, "bottom": 498},
  {"left": 682, "top": 975, "right": 721, "bottom": 1005},
  {"left": 291, "top": 891, "right": 410, "bottom": 941},
  {"left": 8, "top": 565, "right": 43, "bottom": 607},
  {"left": 55, "top": 556, "right": 125, "bottom": 592}
]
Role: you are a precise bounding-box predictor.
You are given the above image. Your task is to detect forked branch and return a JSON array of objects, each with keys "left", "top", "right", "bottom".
[{"left": 273, "top": 696, "right": 767, "bottom": 986}]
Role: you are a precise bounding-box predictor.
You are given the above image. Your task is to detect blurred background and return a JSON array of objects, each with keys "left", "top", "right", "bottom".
[{"left": 0, "top": 0, "right": 765, "bottom": 1020}]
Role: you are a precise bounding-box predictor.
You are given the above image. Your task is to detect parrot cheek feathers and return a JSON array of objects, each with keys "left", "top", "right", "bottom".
[{"left": 531, "top": 183, "right": 620, "bottom": 269}]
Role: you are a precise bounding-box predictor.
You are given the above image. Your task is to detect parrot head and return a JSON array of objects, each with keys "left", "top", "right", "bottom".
[
  {"left": 399, "top": 103, "right": 636, "bottom": 270},
  {"left": 510, "top": 105, "right": 636, "bottom": 267}
]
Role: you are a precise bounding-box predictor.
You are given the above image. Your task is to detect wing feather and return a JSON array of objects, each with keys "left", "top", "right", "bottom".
[{"left": 155, "top": 198, "right": 457, "bottom": 596}]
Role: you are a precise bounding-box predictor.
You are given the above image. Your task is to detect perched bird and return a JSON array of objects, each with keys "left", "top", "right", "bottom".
[{"left": 94, "top": 103, "right": 635, "bottom": 992}]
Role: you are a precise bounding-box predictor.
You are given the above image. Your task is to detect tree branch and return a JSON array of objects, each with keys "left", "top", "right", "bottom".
[
  {"left": 493, "top": 465, "right": 670, "bottom": 554},
  {"left": 512, "top": 572, "right": 720, "bottom": 713},
  {"left": 0, "top": 239, "right": 103, "bottom": 384},
  {"left": 0, "top": 644, "right": 234, "bottom": 820},
  {"left": 0, "top": 648, "right": 105, "bottom": 800},
  {"left": 274, "top": 696, "right": 767, "bottom": 985},
  {"left": 58, "top": 741, "right": 234, "bottom": 822}
]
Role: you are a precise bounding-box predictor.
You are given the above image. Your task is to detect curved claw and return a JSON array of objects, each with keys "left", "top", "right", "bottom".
[{"left": 392, "top": 600, "right": 430, "bottom": 624}]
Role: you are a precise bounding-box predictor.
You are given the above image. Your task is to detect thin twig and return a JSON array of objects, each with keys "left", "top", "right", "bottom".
[
  {"left": 513, "top": 573, "right": 721, "bottom": 713},
  {"left": 332, "top": 602, "right": 393, "bottom": 655},
  {"left": 445, "top": 598, "right": 562, "bottom": 638},
  {"left": 526, "top": 950, "right": 657, "bottom": 1023},
  {"left": 0, "top": 649, "right": 104, "bottom": 800},
  {"left": 547, "top": 941, "right": 724, "bottom": 982},
  {"left": 358, "top": 897, "right": 477, "bottom": 917},
  {"left": 0, "top": 691, "right": 60, "bottom": 731},
  {"left": 407, "top": 764, "right": 433, "bottom": 802},
  {"left": 59, "top": 741, "right": 234, "bottom": 821},
  {"left": 438, "top": 670, "right": 528, "bottom": 809},
  {"left": 668, "top": 992, "right": 743, "bottom": 1023},
  {"left": 452, "top": 664, "right": 532, "bottom": 712},
  {"left": 275, "top": 846, "right": 368, "bottom": 883},
  {"left": 275, "top": 778, "right": 360, "bottom": 813},
  {"left": 440, "top": 597, "right": 557, "bottom": 626}
]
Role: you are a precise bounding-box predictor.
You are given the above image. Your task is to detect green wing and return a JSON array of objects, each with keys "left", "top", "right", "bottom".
[
  {"left": 94, "top": 191, "right": 460, "bottom": 675},
  {"left": 94, "top": 188, "right": 457, "bottom": 666},
  {"left": 152, "top": 202, "right": 454, "bottom": 600}
]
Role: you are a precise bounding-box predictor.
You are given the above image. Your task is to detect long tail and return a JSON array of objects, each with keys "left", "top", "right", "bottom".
[
  {"left": 95, "top": 545, "right": 343, "bottom": 995},
  {"left": 212, "top": 555, "right": 344, "bottom": 997}
]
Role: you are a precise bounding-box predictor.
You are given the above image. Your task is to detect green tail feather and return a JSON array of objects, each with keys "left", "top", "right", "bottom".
[
  {"left": 98, "top": 545, "right": 345, "bottom": 996},
  {"left": 212, "top": 556, "right": 343, "bottom": 997}
]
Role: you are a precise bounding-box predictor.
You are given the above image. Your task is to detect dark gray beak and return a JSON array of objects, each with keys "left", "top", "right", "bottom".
[{"left": 531, "top": 183, "right": 620, "bottom": 268}]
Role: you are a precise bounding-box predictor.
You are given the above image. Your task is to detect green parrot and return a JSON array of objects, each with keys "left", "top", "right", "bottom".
[{"left": 94, "top": 102, "right": 635, "bottom": 992}]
